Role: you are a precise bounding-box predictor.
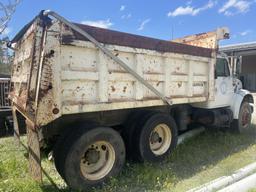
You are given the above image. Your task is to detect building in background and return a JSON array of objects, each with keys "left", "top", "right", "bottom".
[{"left": 220, "top": 42, "right": 256, "bottom": 92}]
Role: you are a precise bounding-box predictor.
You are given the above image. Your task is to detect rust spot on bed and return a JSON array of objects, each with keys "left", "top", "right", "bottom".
[{"left": 111, "top": 86, "right": 116, "bottom": 92}]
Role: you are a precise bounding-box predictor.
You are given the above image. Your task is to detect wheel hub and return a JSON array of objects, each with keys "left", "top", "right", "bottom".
[
  {"left": 149, "top": 124, "right": 172, "bottom": 156},
  {"left": 150, "top": 131, "right": 162, "bottom": 144},
  {"left": 85, "top": 148, "right": 100, "bottom": 164},
  {"left": 80, "top": 141, "right": 115, "bottom": 181},
  {"left": 241, "top": 108, "right": 250, "bottom": 127}
]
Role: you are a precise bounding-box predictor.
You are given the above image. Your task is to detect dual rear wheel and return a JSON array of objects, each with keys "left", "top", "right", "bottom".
[
  {"left": 123, "top": 112, "right": 178, "bottom": 162},
  {"left": 53, "top": 112, "right": 178, "bottom": 190}
]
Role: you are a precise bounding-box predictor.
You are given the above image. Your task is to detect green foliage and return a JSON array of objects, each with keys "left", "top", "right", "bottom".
[{"left": 0, "top": 37, "right": 12, "bottom": 75}]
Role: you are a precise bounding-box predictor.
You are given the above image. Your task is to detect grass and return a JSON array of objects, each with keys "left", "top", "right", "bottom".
[{"left": 0, "top": 127, "right": 256, "bottom": 192}]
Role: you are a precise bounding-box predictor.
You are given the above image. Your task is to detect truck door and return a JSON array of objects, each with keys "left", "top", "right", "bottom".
[{"left": 214, "top": 58, "right": 234, "bottom": 107}]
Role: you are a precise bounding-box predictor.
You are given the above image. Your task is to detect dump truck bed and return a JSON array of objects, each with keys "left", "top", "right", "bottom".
[{"left": 9, "top": 13, "right": 215, "bottom": 126}]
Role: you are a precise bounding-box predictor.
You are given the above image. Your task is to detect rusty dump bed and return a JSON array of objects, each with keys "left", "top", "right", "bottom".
[
  {"left": 64, "top": 23, "right": 213, "bottom": 58},
  {"left": 9, "top": 11, "right": 216, "bottom": 127}
]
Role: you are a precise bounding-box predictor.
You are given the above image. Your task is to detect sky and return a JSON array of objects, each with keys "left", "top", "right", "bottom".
[{"left": 1, "top": 0, "right": 256, "bottom": 45}]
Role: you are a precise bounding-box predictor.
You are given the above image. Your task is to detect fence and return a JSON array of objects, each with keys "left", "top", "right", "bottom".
[{"left": 0, "top": 78, "right": 11, "bottom": 109}]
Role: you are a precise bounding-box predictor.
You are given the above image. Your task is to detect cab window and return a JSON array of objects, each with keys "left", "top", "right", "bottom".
[{"left": 215, "top": 58, "right": 230, "bottom": 77}]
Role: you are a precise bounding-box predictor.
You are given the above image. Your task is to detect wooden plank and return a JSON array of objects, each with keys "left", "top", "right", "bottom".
[
  {"left": 12, "top": 108, "right": 20, "bottom": 145},
  {"left": 26, "top": 121, "right": 42, "bottom": 182}
]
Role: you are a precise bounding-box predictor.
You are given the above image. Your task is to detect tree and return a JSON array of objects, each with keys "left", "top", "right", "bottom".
[
  {"left": 0, "top": 0, "right": 21, "bottom": 34},
  {"left": 0, "top": 0, "right": 20, "bottom": 75},
  {"left": 0, "top": 37, "right": 12, "bottom": 75}
]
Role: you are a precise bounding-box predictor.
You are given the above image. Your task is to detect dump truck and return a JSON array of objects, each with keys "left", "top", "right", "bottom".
[{"left": 8, "top": 10, "right": 254, "bottom": 190}]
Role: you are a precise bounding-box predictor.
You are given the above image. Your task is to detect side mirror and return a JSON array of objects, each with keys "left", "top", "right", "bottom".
[
  {"left": 232, "top": 56, "right": 242, "bottom": 77},
  {"left": 236, "top": 56, "right": 242, "bottom": 76}
]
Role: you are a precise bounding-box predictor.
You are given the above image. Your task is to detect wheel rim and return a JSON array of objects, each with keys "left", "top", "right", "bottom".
[
  {"left": 241, "top": 106, "right": 251, "bottom": 128},
  {"left": 149, "top": 124, "right": 172, "bottom": 156},
  {"left": 80, "top": 141, "right": 115, "bottom": 181}
]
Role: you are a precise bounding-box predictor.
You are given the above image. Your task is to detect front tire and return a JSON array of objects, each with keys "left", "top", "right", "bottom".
[
  {"left": 231, "top": 101, "right": 252, "bottom": 133},
  {"left": 56, "top": 126, "right": 125, "bottom": 190}
]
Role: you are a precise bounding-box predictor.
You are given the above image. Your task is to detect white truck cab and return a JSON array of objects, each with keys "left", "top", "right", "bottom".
[
  {"left": 192, "top": 55, "right": 253, "bottom": 132},
  {"left": 174, "top": 28, "right": 254, "bottom": 132}
]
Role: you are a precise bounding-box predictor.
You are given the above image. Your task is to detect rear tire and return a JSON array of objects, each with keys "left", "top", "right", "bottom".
[
  {"left": 53, "top": 122, "right": 97, "bottom": 178},
  {"left": 133, "top": 113, "right": 178, "bottom": 162},
  {"left": 122, "top": 110, "right": 156, "bottom": 159},
  {"left": 231, "top": 101, "right": 252, "bottom": 133},
  {"left": 53, "top": 127, "right": 73, "bottom": 178},
  {"left": 56, "top": 126, "right": 125, "bottom": 190}
]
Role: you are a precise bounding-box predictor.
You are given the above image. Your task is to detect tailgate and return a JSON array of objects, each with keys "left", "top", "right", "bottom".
[{"left": 9, "top": 16, "right": 46, "bottom": 119}]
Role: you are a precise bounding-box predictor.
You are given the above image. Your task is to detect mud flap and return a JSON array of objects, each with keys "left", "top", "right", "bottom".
[{"left": 26, "top": 120, "right": 42, "bottom": 182}]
